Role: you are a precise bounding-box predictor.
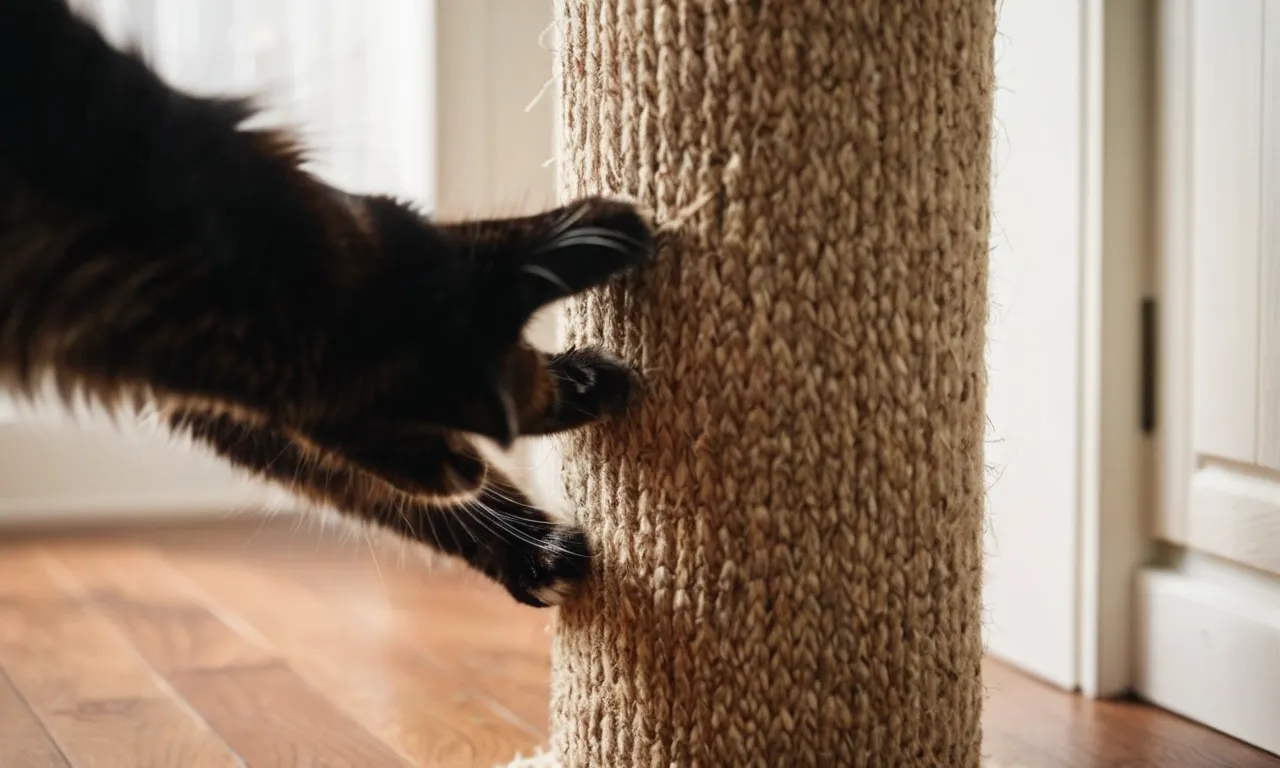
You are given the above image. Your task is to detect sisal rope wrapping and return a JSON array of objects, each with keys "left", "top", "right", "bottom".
[{"left": 541, "top": 1, "right": 996, "bottom": 764}]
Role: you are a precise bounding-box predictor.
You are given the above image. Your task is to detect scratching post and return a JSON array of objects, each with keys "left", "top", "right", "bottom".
[{"left": 544, "top": 1, "right": 996, "bottom": 765}]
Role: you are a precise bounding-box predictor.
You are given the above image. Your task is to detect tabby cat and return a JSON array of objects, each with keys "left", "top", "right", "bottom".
[{"left": 0, "top": 0, "right": 654, "bottom": 606}]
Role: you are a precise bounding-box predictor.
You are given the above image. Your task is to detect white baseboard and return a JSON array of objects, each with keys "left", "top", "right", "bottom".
[
  {"left": 0, "top": 420, "right": 299, "bottom": 529},
  {"left": 1135, "top": 566, "right": 1280, "bottom": 756},
  {"left": 0, "top": 490, "right": 300, "bottom": 530}
]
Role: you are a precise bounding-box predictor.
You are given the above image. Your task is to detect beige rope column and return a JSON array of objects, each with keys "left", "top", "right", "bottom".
[{"left": 545, "top": 2, "right": 996, "bottom": 764}]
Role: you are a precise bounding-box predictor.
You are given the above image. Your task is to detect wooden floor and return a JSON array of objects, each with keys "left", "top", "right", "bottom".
[{"left": 0, "top": 516, "right": 1274, "bottom": 768}]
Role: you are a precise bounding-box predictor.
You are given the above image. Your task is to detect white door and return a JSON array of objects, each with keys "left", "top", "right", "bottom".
[
  {"left": 1140, "top": 0, "right": 1280, "bottom": 756},
  {"left": 0, "top": 0, "right": 435, "bottom": 525}
]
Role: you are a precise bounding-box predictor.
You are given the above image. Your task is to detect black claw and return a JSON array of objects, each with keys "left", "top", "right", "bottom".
[{"left": 502, "top": 526, "right": 590, "bottom": 607}]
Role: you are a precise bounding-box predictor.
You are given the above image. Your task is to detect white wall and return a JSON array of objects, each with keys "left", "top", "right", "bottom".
[{"left": 982, "top": 0, "right": 1092, "bottom": 689}]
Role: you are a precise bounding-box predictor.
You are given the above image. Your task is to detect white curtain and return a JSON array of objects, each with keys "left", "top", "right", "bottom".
[{"left": 70, "top": 0, "right": 435, "bottom": 205}]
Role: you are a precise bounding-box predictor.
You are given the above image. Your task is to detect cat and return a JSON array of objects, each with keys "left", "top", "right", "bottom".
[{"left": 0, "top": 0, "right": 654, "bottom": 606}]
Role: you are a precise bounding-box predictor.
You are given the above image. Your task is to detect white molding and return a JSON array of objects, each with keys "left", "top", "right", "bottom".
[
  {"left": 1155, "top": 0, "right": 1194, "bottom": 545},
  {"left": 1186, "top": 461, "right": 1280, "bottom": 577},
  {"left": 981, "top": 0, "right": 1154, "bottom": 697},
  {"left": 0, "top": 421, "right": 289, "bottom": 524},
  {"left": 0, "top": 494, "right": 297, "bottom": 530},
  {"left": 1076, "top": 0, "right": 1158, "bottom": 699},
  {"left": 1188, "top": 0, "right": 1266, "bottom": 465},
  {"left": 1075, "top": 0, "right": 1107, "bottom": 697},
  {"left": 1136, "top": 565, "right": 1280, "bottom": 756}
]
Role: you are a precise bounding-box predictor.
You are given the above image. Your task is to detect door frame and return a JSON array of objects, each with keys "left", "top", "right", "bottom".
[{"left": 978, "top": 0, "right": 1152, "bottom": 699}]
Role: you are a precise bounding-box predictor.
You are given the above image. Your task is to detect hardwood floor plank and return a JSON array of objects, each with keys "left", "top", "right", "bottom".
[
  {"left": 0, "top": 545, "right": 242, "bottom": 768},
  {"left": 47, "top": 541, "right": 416, "bottom": 765},
  {"left": 169, "top": 663, "right": 413, "bottom": 768},
  {"left": 0, "top": 668, "right": 69, "bottom": 767},
  {"left": 6, "top": 519, "right": 1278, "bottom": 767},
  {"left": 46, "top": 542, "right": 276, "bottom": 675},
  {"left": 160, "top": 547, "right": 546, "bottom": 767},
  {"left": 982, "top": 658, "right": 1280, "bottom": 767},
  {"left": 248, "top": 541, "right": 555, "bottom": 730}
]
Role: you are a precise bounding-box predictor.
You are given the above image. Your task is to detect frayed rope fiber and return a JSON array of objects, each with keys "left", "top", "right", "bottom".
[{"left": 527, "top": 1, "right": 998, "bottom": 765}]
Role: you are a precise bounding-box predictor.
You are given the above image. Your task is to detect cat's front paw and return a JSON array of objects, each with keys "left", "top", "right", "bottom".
[
  {"left": 500, "top": 525, "right": 591, "bottom": 607},
  {"left": 504, "top": 197, "right": 656, "bottom": 318},
  {"left": 526, "top": 347, "right": 644, "bottom": 435}
]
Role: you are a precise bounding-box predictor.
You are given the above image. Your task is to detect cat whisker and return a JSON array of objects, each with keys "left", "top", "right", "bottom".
[
  {"left": 479, "top": 501, "right": 560, "bottom": 529},
  {"left": 457, "top": 499, "right": 531, "bottom": 549},
  {"left": 468, "top": 498, "right": 574, "bottom": 554},
  {"left": 398, "top": 495, "right": 422, "bottom": 542},
  {"left": 362, "top": 529, "right": 390, "bottom": 602},
  {"left": 477, "top": 483, "right": 537, "bottom": 510},
  {"left": 444, "top": 503, "right": 481, "bottom": 545}
]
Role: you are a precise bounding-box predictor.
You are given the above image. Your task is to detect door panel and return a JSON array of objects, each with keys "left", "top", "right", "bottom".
[
  {"left": 1144, "top": 0, "right": 1280, "bottom": 752},
  {"left": 1260, "top": 1, "right": 1280, "bottom": 471},
  {"left": 1173, "top": 0, "right": 1280, "bottom": 570},
  {"left": 1188, "top": 464, "right": 1280, "bottom": 577},
  {"left": 1189, "top": 0, "right": 1263, "bottom": 466},
  {"left": 1179, "top": 0, "right": 1280, "bottom": 576}
]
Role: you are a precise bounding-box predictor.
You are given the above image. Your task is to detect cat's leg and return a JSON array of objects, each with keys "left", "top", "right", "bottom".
[
  {"left": 282, "top": 339, "right": 645, "bottom": 496},
  {"left": 170, "top": 408, "right": 589, "bottom": 607},
  {"left": 0, "top": 0, "right": 655, "bottom": 448},
  {"left": 387, "top": 478, "right": 590, "bottom": 608},
  {"left": 291, "top": 423, "right": 489, "bottom": 501}
]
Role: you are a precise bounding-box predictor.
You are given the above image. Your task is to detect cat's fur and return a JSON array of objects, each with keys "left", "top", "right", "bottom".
[{"left": 0, "top": 0, "right": 653, "bottom": 606}]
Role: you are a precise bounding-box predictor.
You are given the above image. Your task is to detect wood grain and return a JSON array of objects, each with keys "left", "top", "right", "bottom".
[
  {"left": 168, "top": 549, "right": 546, "bottom": 767},
  {"left": 0, "top": 547, "right": 241, "bottom": 767},
  {"left": 170, "top": 663, "right": 412, "bottom": 768},
  {"left": 259, "top": 540, "right": 555, "bottom": 730},
  {"left": 2, "top": 517, "right": 1278, "bottom": 767},
  {"left": 0, "top": 668, "right": 68, "bottom": 767},
  {"left": 983, "top": 658, "right": 1279, "bottom": 767},
  {"left": 48, "top": 542, "right": 277, "bottom": 675}
]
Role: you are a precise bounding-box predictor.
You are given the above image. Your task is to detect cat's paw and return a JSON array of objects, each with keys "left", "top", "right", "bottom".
[
  {"left": 528, "top": 347, "right": 644, "bottom": 435},
  {"left": 500, "top": 525, "right": 591, "bottom": 607},
  {"left": 561, "top": 195, "right": 656, "bottom": 265},
  {"left": 518, "top": 197, "right": 656, "bottom": 303}
]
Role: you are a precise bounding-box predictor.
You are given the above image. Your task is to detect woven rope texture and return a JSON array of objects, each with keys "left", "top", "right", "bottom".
[{"left": 544, "top": 1, "right": 996, "bottom": 765}]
